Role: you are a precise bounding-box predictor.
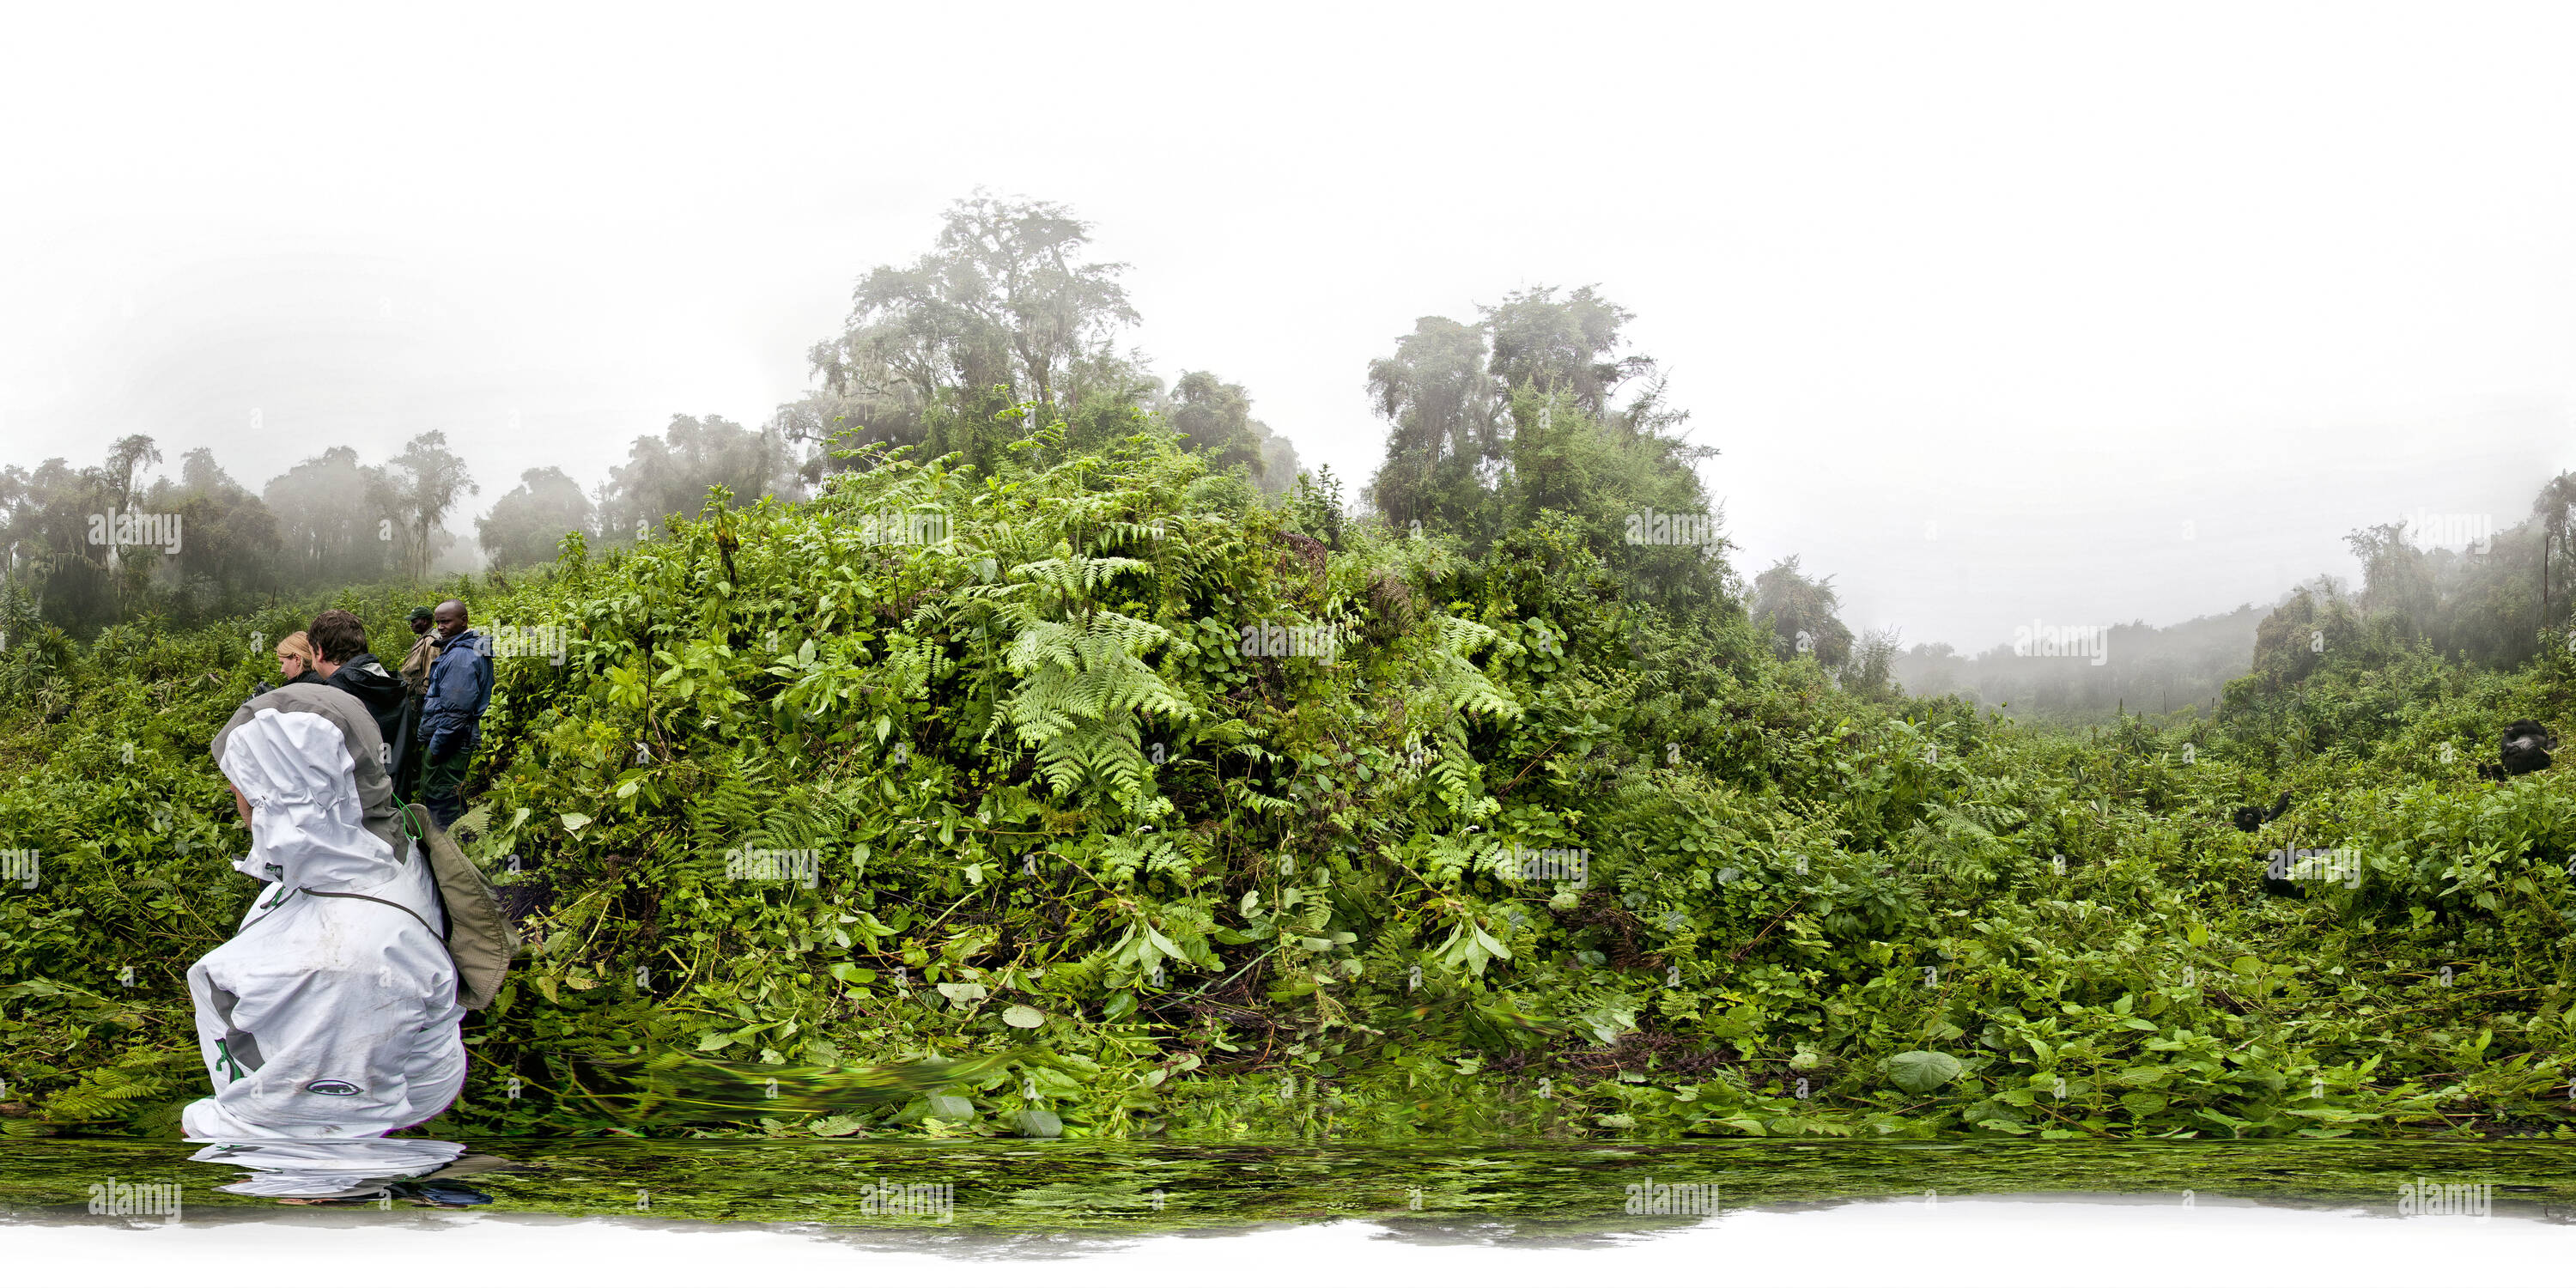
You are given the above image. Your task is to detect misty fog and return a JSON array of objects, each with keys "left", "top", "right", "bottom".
[{"left": 5, "top": 5, "right": 2574, "bottom": 683}]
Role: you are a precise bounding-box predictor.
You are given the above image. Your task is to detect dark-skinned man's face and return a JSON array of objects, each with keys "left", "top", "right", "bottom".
[
  {"left": 433, "top": 605, "right": 466, "bottom": 641},
  {"left": 410, "top": 617, "right": 433, "bottom": 637}
]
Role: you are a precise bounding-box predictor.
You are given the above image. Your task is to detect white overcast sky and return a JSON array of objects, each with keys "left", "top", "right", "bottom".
[{"left": 3, "top": 3, "right": 2573, "bottom": 649}]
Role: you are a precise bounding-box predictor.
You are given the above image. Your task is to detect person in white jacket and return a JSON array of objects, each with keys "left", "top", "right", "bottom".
[{"left": 183, "top": 694, "right": 467, "bottom": 1139}]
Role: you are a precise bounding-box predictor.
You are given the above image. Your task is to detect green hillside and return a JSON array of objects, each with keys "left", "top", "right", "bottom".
[{"left": 4, "top": 426, "right": 2574, "bottom": 1142}]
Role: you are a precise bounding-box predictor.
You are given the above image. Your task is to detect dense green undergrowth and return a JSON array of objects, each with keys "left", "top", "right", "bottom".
[{"left": 5, "top": 428, "right": 2575, "bottom": 1143}]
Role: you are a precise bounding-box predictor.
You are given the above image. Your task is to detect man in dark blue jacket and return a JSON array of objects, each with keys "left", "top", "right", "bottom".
[{"left": 418, "top": 599, "right": 494, "bottom": 828}]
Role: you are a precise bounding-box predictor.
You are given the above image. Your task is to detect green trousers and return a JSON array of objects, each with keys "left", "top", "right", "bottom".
[{"left": 420, "top": 748, "right": 471, "bottom": 828}]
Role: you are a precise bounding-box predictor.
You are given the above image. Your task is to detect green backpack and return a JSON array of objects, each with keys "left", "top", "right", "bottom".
[{"left": 398, "top": 803, "right": 520, "bottom": 1009}]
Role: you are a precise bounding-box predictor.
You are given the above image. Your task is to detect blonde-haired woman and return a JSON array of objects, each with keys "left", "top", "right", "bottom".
[{"left": 274, "top": 632, "right": 324, "bottom": 687}]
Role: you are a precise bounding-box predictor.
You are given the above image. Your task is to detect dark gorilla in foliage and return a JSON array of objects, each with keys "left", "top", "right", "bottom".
[
  {"left": 2476, "top": 720, "right": 2557, "bottom": 781},
  {"left": 2232, "top": 790, "right": 2292, "bottom": 833},
  {"left": 2229, "top": 790, "right": 2302, "bottom": 897},
  {"left": 2259, "top": 849, "right": 2306, "bottom": 900}
]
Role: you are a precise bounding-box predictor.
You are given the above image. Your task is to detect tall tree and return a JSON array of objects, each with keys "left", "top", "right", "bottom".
[
  {"left": 263, "top": 447, "right": 396, "bottom": 590},
  {"left": 385, "top": 431, "right": 477, "bottom": 580},
  {"left": 98, "top": 434, "right": 162, "bottom": 516},
  {"left": 1166, "top": 371, "right": 1297, "bottom": 492},
  {"left": 2535, "top": 471, "right": 2576, "bottom": 632},
  {"left": 1, "top": 456, "right": 112, "bottom": 630},
  {"left": 598, "top": 414, "right": 799, "bottom": 543},
  {"left": 1750, "top": 556, "right": 1854, "bottom": 667},
  {"left": 92, "top": 434, "right": 165, "bottom": 602},
  {"left": 2246, "top": 582, "right": 2357, "bottom": 689},
  {"left": 1364, "top": 287, "right": 1721, "bottom": 611},
  {"left": 1481, "top": 285, "right": 1677, "bottom": 433},
  {"left": 151, "top": 447, "right": 279, "bottom": 616},
  {"left": 2346, "top": 519, "right": 2438, "bottom": 632},
  {"left": 937, "top": 193, "right": 1139, "bottom": 414},
  {"left": 1364, "top": 315, "right": 1500, "bottom": 531},
  {"left": 800, "top": 192, "right": 1143, "bottom": 471},
  {"left": 477, "top": 466, "right": 594, "bottom": 570}
]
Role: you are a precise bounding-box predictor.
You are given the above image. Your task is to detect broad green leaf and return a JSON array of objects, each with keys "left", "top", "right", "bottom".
[{"left": 1888, "top": 1049, "right": 1965, "bottom": 1094}]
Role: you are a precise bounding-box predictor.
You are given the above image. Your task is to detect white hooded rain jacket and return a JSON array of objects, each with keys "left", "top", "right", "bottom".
[{"left": 184, "top": 704, "right": 467, "bottom": 1139}]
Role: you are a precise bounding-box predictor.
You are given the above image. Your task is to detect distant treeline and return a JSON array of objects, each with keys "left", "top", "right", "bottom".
[
  {"left": 0, "top": 191, "right": 1757, "bottom": 645},
  {"left": 0, "top": 417, "right": 801, "bottom": 638},
  {"left": 1886, "top": 473, "right": 2576, "bottom": 722},
  {"left": 11, "top": 186, "right": 2569, "bottom": 721},
  {"left": 2228, "top": 481, "right": 2575, "bottom": 707},
  {"left": 0, "top": 195, "right": 1319, "bottom": 639},
  {"left": 1891, "top": 605, "right": 2263, "bottom": 722}
]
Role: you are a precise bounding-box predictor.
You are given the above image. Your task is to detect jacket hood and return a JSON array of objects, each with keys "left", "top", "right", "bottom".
[
  {"left": 329, "top": 654, "right": 405, "bottom": 706},
  {"left": 218, "top": 708, "right": 402, "bottom": 895}
]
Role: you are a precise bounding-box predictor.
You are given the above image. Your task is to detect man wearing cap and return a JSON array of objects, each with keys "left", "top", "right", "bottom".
[
  {"left": 394, "top": 607, "right": 440, "bottom": 797},
  {"left": 398, "top": 607, "right": 440, "bottom": 697}
]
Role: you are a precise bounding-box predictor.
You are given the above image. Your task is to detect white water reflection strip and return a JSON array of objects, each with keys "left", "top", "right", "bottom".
[{"left": 13, "top": 1197, "right": 2575, "bottom": 1288}]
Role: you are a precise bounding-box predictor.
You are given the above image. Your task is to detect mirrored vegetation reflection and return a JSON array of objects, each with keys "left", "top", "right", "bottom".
[{"left": 4, "top": 1139, "right": 2573, "bottom": 1241}]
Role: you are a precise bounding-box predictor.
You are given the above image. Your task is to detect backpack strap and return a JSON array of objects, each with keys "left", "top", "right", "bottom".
[
  {"left": 400, "top": 803, "right": 461, "bottom": 939},
  {"left": 300, "top": 887, "right": 447, "bottom": 945}
]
